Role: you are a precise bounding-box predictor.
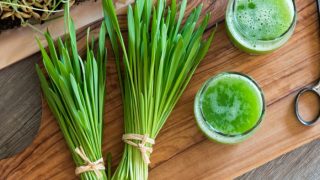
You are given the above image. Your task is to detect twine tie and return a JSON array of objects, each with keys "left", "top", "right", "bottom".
[
  {"left": 74, "top": 147, "right": 105, "bottom": 179},
  {"left": 122, "top": 134, "right": 155, "bottom": 164}
]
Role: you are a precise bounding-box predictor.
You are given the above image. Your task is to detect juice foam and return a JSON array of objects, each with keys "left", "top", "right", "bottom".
[
  {"left": 200, "top": 73, "right": 263, "bottom": 135},
  {"left": 235, "top": 0, "right": 294, "bottom": 40}
]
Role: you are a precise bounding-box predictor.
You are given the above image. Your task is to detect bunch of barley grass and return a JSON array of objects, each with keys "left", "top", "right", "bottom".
[
  {"left": 36, "top": 4, "right": 109, "bottom": 180},
  {"left": 103, "top": 0, "right": 216, "bottom": 179}
]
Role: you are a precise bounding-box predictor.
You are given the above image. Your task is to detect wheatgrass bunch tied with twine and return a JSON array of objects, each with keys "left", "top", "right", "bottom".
[
  {"left": 36, "top": 4, "right": 110, "bottom": 180},
  {"left": 103, "top": 0, "right": 216, "bottom": 179},
  {"left": 0, "top": 0, "right": 74, "bottom": 23}
]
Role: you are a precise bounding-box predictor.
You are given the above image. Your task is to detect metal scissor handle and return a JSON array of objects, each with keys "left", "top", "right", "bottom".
[
  {"left": 295, "top": 81, "right": 320, "bottom": 126},
  {"left": 294, "top": 0, "right": 320, "bottom": 126}
]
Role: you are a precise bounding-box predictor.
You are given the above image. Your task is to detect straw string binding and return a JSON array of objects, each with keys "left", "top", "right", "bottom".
[
  {"left": 74, "top": 147, "right": 105, "bottom": 179},
  {"left": 122, "top": 134, "right": 155, "bottom": 164}
]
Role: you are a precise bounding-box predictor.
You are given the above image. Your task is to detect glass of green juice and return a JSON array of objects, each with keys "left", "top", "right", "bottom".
[
  {"left": 225, "top": 0, "right": 297, "bottom": 54},
  {"left": 194, "top": 72, "right": 265, "bottom": 144}
]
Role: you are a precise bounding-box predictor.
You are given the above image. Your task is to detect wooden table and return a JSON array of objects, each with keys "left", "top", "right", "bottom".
[
  {"left": 239, "top": 140, "right": 320, "bottom": 179},
  {"left": 1, "top": 0, "right": 320, "bottom": 179}
]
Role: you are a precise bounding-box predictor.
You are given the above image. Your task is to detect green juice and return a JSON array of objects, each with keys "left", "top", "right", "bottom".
[
  {"left": 194, "top": 72, "right": 265, "bottom": 144},
  {"left": 226, "top": 0, "right": 296, "bottom": 54}
]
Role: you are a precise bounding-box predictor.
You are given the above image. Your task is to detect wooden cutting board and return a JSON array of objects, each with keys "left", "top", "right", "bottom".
[
  {"left": 1, "top": 0, "right": 320, "bottom": 179},
  {"left": 0, "top": 0, "right": 132, "bottom": 70}
]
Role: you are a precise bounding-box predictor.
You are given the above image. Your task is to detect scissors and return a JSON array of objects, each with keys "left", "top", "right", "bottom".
[{"left": 294, "top": 0, "right": 320, "bottom": 126}]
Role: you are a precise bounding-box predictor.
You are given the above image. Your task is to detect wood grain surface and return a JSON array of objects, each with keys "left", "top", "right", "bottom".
[
  {"left": 1, "top": 0, "right": 320, "bottom": 179},
  {"left": 238, "top": 140, "right": 320, "bottom": 179},
  {"left": 0, "top": 56, "right": 41, "bottom": 159}
]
